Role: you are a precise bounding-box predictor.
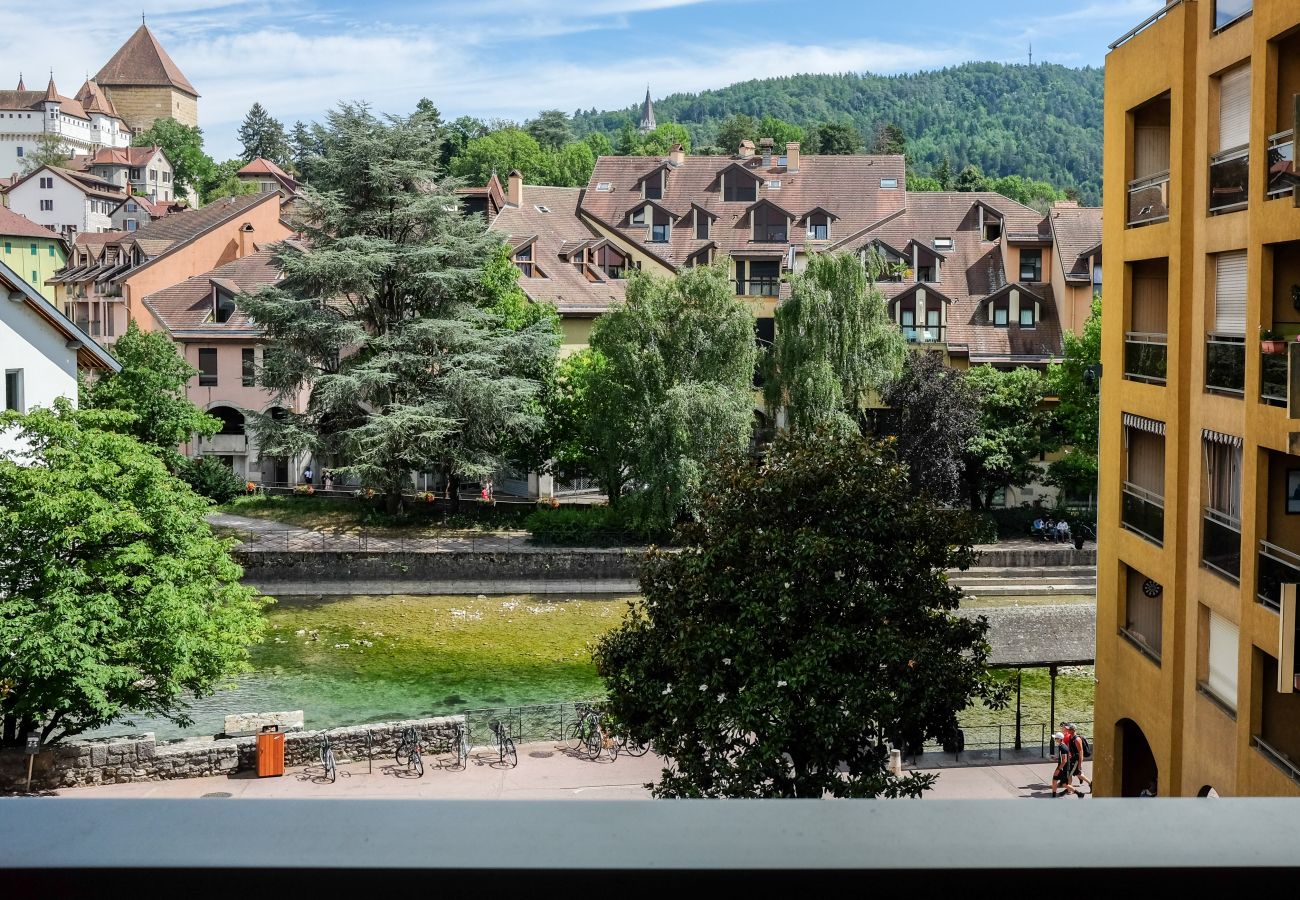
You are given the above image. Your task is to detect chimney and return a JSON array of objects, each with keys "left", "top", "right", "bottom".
[
  {"left": 669, "top": 142, "right": 685, "bottom": 167},
  {"left": 239, "top": 222, "right": 254, "bottom": 257},
  {"left": 786, "top": 142, "right": 800, "bottom": 172},
  {"left": 507, "top": 169, "right": 523, "bottom": 206},
  {"left": 759, "top": 137, "right": 774, "bottom": 168},
  {"left": 738, "top": 139, "right": 755, "bottom": 159}
]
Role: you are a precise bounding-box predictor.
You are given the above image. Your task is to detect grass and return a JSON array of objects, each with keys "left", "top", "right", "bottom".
[
  {"left": 218, "top": 494, "right": 534, "bottom": 536},
  {"left": 955, "top": 666, "right": 1095, "bottom": 749}
]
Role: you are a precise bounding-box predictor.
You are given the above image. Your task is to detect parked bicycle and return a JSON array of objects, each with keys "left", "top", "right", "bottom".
[
  {"left": 319, "top": 733, "right": 337, "bottom": 783},
  {"left": 567, "top": 704, "right": 621, "bottom": 761},
  {"left": 489, "top": 719, "right": 518, "bottom": 768},
  {"left": 394, "top": 725, "right": 424, "bottom": 777}
]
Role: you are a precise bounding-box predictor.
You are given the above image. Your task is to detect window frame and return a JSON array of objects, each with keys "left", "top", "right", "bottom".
[
  {"left": 1019, "top": 248, "right": 1043, "bottom": 282},
  {"left": 198, "top": 348, "right": 218, "bottom": 387}
]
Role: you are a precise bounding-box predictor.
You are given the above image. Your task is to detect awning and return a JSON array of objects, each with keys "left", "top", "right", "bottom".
[
  {"left": 1202, "top": 428, "right": 1243, "bottom": 448},
  {"left": 1123, "top": 412, "right": 1166, "bottom": 436}
]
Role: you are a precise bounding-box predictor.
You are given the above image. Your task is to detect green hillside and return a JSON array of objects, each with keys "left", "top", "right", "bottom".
[{"left": 572, "top": 63, "right": 1104, "bottom": 205}]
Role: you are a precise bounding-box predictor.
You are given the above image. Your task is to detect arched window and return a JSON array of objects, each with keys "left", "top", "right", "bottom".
[{"left": 209, "top": 405, "right": 245, "bottom": 436}]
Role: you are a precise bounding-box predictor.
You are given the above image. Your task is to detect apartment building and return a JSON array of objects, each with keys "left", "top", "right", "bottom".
[
  {"left": 71, "top": 145, "right": 176, "bottom": 203},
  {"left": 0, "top": 205, "right": 66, "bottom": 303},
  {"left": 4, "top": 164, "right": 127, "bottom": 237},
  {"left": 1097, "top": 0, "right": 1300, "bottom": 797}
]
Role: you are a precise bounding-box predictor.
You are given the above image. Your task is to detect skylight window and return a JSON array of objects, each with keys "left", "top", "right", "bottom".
[
  {"left": 596, "top": 182, "right": 612, "bottom": 192},
  {"left": 934, "top": 237, "right": 953, "bottom": 251},
  {"left": 880, "top": 178, "right": 899, "bottom": 189},
  {"left": 535, "top": 205, "right": 551, "bottom": 213},
  {"left": 767, "top": 180, "right": 781, "bottom": 189}
]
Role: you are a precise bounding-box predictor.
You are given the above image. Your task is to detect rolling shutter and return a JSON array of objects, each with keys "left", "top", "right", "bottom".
[
  {"left": 1214, "top": 251, "right": 1247, "bottom": 335},
  {"left": 1207, "top": 611, "right": 1239, "bottom": 709},
  {"left": 1218, "top": 65, "right": 1251, "bottom": 151}
]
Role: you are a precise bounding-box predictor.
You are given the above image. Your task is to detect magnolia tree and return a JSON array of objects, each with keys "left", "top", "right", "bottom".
[{"left": 594, "top": 430, "right": 1007, "bottom": 798}]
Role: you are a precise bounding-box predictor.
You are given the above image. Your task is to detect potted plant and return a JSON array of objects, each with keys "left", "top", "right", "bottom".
[{"left": 1262, "top": 326, "right": 1288, "bottom": 355}]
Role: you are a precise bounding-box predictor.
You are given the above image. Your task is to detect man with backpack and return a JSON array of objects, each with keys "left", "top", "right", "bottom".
[
  {"left": 1061, "top": 722, "right": 1092, "bottom": 793},
  {"left": 1049, "top": 731, "right": 1079, "bottom": 798}
]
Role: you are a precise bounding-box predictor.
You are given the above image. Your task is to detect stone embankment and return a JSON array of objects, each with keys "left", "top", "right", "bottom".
[{"left": 0, "top": 716, "right": 463, "bottom": 792}]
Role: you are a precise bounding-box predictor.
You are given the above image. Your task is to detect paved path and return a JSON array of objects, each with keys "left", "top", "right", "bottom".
[{"left": 39, "top": 740, "right": 1091, "bottom": 801}]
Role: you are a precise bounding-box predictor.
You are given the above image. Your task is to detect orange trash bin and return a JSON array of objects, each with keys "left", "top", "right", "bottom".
[{"left": 256, "top": 726, "right": 285, "bottom": 777}]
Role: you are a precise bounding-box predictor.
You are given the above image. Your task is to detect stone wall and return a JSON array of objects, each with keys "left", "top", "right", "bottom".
[
  {"left": 973, "top": 546, "right": 1096, "bottom": 568},
  {"left": 0, "top": 716, "right": 463, "bottom": 793},
  {"left": 235, "top": 548, "right": 641, "bottom": 585}
]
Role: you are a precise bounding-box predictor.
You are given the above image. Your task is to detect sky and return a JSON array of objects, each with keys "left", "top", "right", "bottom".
[{"left": 4, "top": 0, "right": 1156, "bottom": 161}]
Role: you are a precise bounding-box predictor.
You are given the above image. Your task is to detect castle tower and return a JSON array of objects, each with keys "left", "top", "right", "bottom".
[
  {"left": 94, "top": 23, "right": 199, "bottom": 133},
  {"left": 638, "top": 87, "right": 655, "bottom": 134}
]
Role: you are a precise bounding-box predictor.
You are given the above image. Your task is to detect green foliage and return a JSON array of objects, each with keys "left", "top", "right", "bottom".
[
  {"left": 238, "top": 102, "right": 291, "bottom": 166},
  {"left": 809, "top": 121, "right": 863, "bottom": 155},
  {"left": 1049, "top": 296, "right": 1102, "bottom": 453},
  {"left": 910, "top": 161, "right": 1068, "bottom": 212},
  {"left": 526, "top": 109, "right": 573, "bottom": 150},
  {"left": 537, "top": 140, "right": 597, "bottom": 188},
  {"left": 132, "top": 119, "right": 215, "bottom": 198},
  {"left": 21, "top": 134, "right": 73, "bottom": 174},
  {"left": 594, "top": 429, "right": 1008, "bottom": 798},
  {"left": 523, "top": 506, "right": 645, "bottom": 545},
  {"left": 757, "top": 115, "right": 804, "bottom": 148},
  {"left": 583, "top": 132, "right": 613, "bottom": 157},
  {"left": 81, "top": 320, "right": 218, "bottom": 461},
  {"left": 963, "top": 366, "right": 1057, "bottom": 508},
  {"left": 880, "top": 350, "right": 979, "bottom": 502},
  {"left": 1045, "top": 448, "right": 1099, "bottom": 503},
  {"left": 240, "top": 101, "right": 559, "bottom": 512},
  {"left": 764, "top": 251, "right": 906, "bottom": 435},
  {"left": 0, "top": 401, "right": 266, "bottom": 745},
  {"left": 870, "top": 122, "right": 907, "bottom": 156},
  {"left": 572, "top": 65, "right": 1104, "bottom": 202},
  {"left": 586, "top": 264, "right": 757, "bottom": 531},
  {"left": 634, "top": 123, "right": 692, "bottom": 156},
  {"left": 177, "top": 455, "right": 245, "bottom": 504},
  {"left": 290, "top": 120, "right": 326, "bottom": 184},
  {"left": 545, "top": 348, "right": 632, "bottom": 503},
  {"left": 451, "top": 128, "right": 545, "bottom": 185},
  {"left": 714, "top": 114, "right": 758, "bottom": 154},
  {"left": 202, "top": 159, "right": 259, "bottom": 204}
]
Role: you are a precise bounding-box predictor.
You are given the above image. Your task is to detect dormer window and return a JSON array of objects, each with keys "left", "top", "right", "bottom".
[
  {"left": 593, "top": 244, "right": 627, "bottom": 279},
  {"left": 213, "top": 287, "right": 237, "bottom": 324},
  {"left": 650, "top": 207, "right": 671, "bottom": 243},
  {"left": 1019, "top": 248, "right": 1043, "bottom": 282},
  {"left": 753, "top": 205, "right": 787, "bottom": 243},
  {"left": 643, "top": 171, "right": 663, "bottom": 200},
  {"left": 629, "top": 206, "right": 646, "bottom": 226},
  {"left": 983, "top": 216, "right": 1002, "bottom": 241},
  {"left": 992, "top": 300, "right": 1009, "bottom": 326},
  {"left": 723, "top": 174, "right": 757, "bottom": 202},
  {"left": 1019, "top": 305, "right": 1036, "bottom": 328},
  {"left": 695, "top": 210, "right": 710, "bottom": 240},
  {"left": 916, "top": 264, "right": 936, "bottom": 283},
  {"left": 807, "top": 212, "right": 829, "bottom": 241},
  {"left": 514, "top": 243, "right": 536, "bottom": 277}
]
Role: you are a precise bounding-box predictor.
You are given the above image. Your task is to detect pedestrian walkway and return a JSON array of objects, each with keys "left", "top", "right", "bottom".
[{"left": 40, "top": 739, "right": 1091, "bottom": 801}]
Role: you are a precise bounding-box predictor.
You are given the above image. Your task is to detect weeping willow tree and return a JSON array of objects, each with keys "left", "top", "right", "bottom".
[{"left": 762, "top": 251, "right": 906, "bottom": 435}]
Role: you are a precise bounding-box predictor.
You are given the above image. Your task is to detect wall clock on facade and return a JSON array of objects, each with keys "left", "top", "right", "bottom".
[{"left": 1142, "top": 578, "right": 1163, "bottom": 598}]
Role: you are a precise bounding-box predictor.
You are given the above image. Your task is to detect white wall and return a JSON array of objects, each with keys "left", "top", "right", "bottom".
[
  {"left": 0, "top": 294, "right": 80, "bottom": 458},
  {"left": 8, "top": 175, "right": 113, "bottom": 235},
  {"left": 0, "top": 109, "right": 129, "bottom": 184}
]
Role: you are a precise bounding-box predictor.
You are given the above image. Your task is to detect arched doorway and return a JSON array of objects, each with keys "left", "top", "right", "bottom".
[
  {"left": 1116, "top": 718, "right": 1158, "bottom": 797},
  {"left": 209, "top": 405, "right": 245, "bottom": 435}
]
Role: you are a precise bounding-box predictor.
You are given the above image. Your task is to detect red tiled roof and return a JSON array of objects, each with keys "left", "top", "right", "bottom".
[
  {"left": 1048, "top": 202, "right": 1102, "bottom": 283},
  {"left": 0, "top": 205, "right": 62, "bottom": 240},
  {"left": 141, "top": 248, "right": 280, "bottom": 336},
  {"left": 81, "top": 145, "right": 163, "bottom": 168},
  {"left": 0, "top": 85, "right": 91, "bottom": 121},
  {"left": 75, "top": 79, "right": 120, "bottom": 118},
  {"left": 238, "top": 157, "right": 300, "bottom": 194},
  {"left": 95, "top": 24, "right": 198, "bottom": 96}
]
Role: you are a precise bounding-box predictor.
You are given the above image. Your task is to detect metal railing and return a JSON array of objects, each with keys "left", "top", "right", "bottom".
[
  {"left": 1257, "top": 539, "right": 1300, "bottom": 611},
  {"left": 1109, "top": 0, "right": 1183, "bottom": 49},
  {"left": 1214, "top": 0, "right": 1253, "bottom": 33},
  {"left": 1209, "top": 146, "right": 1250, "bottom": 213},
  {"left": 1124, "top": 332, "right": 1168, "bottom": 383},
  {"left": 1261, "top": 345, "right": 1289, "bottom": 406},
  {"left": 1205, "top": 334, "right": 1246, "bottom": 395},
  {"left": 1120, "top": 625, "right": 1162, "bottom": 664},
  {"left": 1253, "top": 734, "right": 1300, "bottom": 785},
  {"left": 234, "top": 526, "right": 648, "bottom": 554},
  {"left": 1201, "top": 508, "right": 1242, "bottom": 582},
  {"left": 1266, "top": 129, "right": 1295, "bottom": 198},
  {"left": 902, "top": 324, "right": 945, "bottom": 344},
  {"left": 1127, "top": 170, "right": 1170, "bottom": 226},
  {"left": 737, "top": 278, "right": 781, "bottom": 297},
  {"left": 1121, "top": 481, "right": 1165, "bottom": 546}
]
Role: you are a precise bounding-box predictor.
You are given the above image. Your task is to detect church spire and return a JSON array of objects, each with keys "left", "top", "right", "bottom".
[
  {"left": 638, "top": 86, "right": 656, "bottom": 134},
  {"left": 17, "top": 72, "right": 25, "bottom": 91}
]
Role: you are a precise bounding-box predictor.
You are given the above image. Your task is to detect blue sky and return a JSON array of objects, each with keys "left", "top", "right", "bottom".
[{"left": 9, "top": 0, "right": 1154, "bottom": 161}]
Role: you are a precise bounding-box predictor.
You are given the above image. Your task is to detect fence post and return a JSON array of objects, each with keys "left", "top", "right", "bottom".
[{"left": 998, "top": 724, "right": 1003, "bottom": 761}]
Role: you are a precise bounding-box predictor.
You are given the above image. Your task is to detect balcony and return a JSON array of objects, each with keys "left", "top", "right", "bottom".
[
  {"left": 1127, "top": 170, "right": 1170, "bottom": 226},
  {"left": 1124, "top": 332, "right": 1168, "bottom": 384},
  {"left": 1262, "top": 346, "right": 1289, "bottom": 406},
  {"left": 1266, "top": 130, "right": 1295, "bottom": 199},
  {"left": 737, "top": 278, "right": 780, "bottom": 297},
  {"left": 902, "top": 324, "right": 945, "bottom": 344},
  {"left": 1202, "top": 508, "right": 1241, "bottom": 582},
  {"left": 1121, "top": 481, "right": 1165, "bottom": 545},
  {"left": 1257, "top": 540, "right": 1300, "bottom": 612},
  {"left": 1205, "top": 334, "right": 1246, "bottom": 396},
  {"left": 198, "top": 433, "right": 249, "bottom": 453},
  {"left": 1209, "top": 147, "right": 1249, "bottom": 213}
]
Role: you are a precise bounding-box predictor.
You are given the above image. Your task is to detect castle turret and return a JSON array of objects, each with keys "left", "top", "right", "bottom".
[{"left": 95, "top": 23, "right": 199, "bottom": 132}]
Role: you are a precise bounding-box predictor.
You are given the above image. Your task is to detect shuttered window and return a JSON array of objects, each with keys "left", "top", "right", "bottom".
[
  {"left": 1132, "top": 265, "right": 1169, "bottom": 333},
  {"left": 1218, "top": 64, "right": 1251, "bottom": 151},
  {"left": 1135, "top": 126, "right": 1171, "bottom": 179},
  {"left": 1207, "top": 611, "right": 1239, "bottom": 709},
  {"left": 1125, "top": 567, "right": 1163, "bottom": 659},
  {"left": 1214, "top": 251, "right": 1247, "bottom": 335}
]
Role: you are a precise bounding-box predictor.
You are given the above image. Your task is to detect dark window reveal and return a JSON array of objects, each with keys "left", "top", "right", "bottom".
[
  {"left": 1020, "top": 249, "right": 1043, "bottom": 282},
  {"left": 242, "top": 348, "right": 256, "bottom": 386},
  {"left": 198, "top": 348, "right": 218, "bottom": 386}
]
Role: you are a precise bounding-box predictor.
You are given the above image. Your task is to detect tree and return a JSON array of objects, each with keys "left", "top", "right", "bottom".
[
  {"left": 133, "top": 118, "right": 216, "bottom": 198},
  {"left": 881, "top": 350, "right": 979, "bottom": 503},
  {"left": 290, "top": 120, "right": 323, "bottom": 183},
  {"left": 870, "top": 122, "right": 907, "bottom": 156},
  {"left": 441, "top": 115, "right": 489, "bottom": 169},
  {"left": 594, "top": 428, "right": 1008, "bottom": 798},
  {"left": 20, "top": 134, "right": 72, "bottom": 174},
  {"left": 954, "top": 163, "right": 989, "bottom": 192},
  {"left": 202, "top": 159, "right": 259, "bottom": 204},
  {"left": 934, "top": 156, "right": 955, "bottom": 190},
  {"left": 810, "top": 121, "right": 862, "bottom": 154},
  {"left": 526, "top": 109, "right": 573, "bottom": 150},
  {"left": 588, "top": 264, "right": 756, "bottom": 530},
  {"left": 81, "top": 320, "right": 219, "bottom": 461},
  {"left": 240, "top": 102, "right": 560, "bottom": 512},
  {"left": 584, "top": 132, "right": 613, "bottom": 158},
  {"left": 238, "top": 102, "right": 291, "bottom": 166},
  {"left": 637, "top": 123, "right": 691, "bottom": 156},
  {"left": 714, "top": 114, "right": 758, "bottom": 154},
  {"left": 1047, "top": 296, "right": 1101, "bottom": 501},
  {"left": 963, "top": 365, "right": 1056, "bottom": 508},
  {"left": 0, "top": 401, "right": 265, "bottom": 746},
  {"left": 538, "top": 140, "right": 596, "bottom": 188},
  {"left": 757, "top": 115, "right": 804, "bottom": 147},
  {"left": 546, "top": 348, "right": 633, "bottom": 503},
  {"left": 763, "top": 251, "right": 906, "bottom": 435},
  {"left": 177, "top": 454, "right": 245, "bottom": 503},
  {"left": 450, "top": 128, "right": 545, "bottom": 186}
]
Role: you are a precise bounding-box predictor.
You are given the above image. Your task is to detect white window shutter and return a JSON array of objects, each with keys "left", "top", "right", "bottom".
[
  {"left": 1214, "top": 251, "right": 1247, "bottom": 335},
  {"left": 1207, "top": 611, "right": 1239, "bottom": 709},
  {"left": 1218, "top": 64, "right": 1251, "bottom": 151}
]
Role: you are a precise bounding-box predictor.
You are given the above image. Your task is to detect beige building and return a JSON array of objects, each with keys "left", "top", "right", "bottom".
[
  {"left": 1096, "top": 0, "right": 1300, "bottom": 797},
  {"left": 94, "top": 23, "right": 199, "bottom": 133}
]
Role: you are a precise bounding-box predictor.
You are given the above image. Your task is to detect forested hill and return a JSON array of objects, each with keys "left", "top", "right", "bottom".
[{"left": 571, "top": 63, "right": 1104, "bottom": 205}]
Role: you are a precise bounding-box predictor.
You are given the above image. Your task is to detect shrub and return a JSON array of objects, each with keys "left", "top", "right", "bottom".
[
  {"left": 524, "top": 505, "right": 646, "bottom": 545},
  {"left": 176, "top": 456, "right": 245, "bottom": 504}
]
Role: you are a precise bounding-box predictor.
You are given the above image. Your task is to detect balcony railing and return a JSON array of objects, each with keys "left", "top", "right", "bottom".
[
  {"left": 1257, "top": 539, "right": 1300, "bottom": 612},
  {"left": 1209, "top": 146, "right": 1249, "bottom": 213},
  {"left": 1266, "top": 130, "right": 1295, "bottom": 199},
  {"left": 737, "top": 278, "right": 781, "bottom": 297},
  {"left": 1254, "top": 735, "right": 1300, "bottom": 785},
  {"left": 199, "top": 433, "right": 250, "bottom": 453},
  {"left": 1205, "top": 334, "right": 1246, "bottom": 395},
  {"left": 1202, "top": 508, "right": 1242, "bottom": 582},
  {"left": 1122, "top": 481, "right": 1165, "bottom": 545},
  {"left": 1127, "top": 170, "right": 1170, "bottom": 226},
  {"left": 902, "top": 324, "right": 945, "bottom": 344},
  {"left": 1124, "top": 332, "right": 1168, "bottom": 384},
  {"left": 1262, "top": 345, "right": 1289, "bottom": 406}
]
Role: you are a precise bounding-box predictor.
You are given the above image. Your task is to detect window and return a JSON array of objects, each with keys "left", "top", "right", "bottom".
[
  {"left": 534, "top": 205, "right": 551, "bottom": 214},
  {"left": 1213, "top": 251, "right": 1247, "bottom": 336},
  {"left": 242, "top": 348, "right": 256, "bottom": 386},
  {"left": 126, "top": 201, "right": 137, "bottom": 212},
  {"left": 39, "top": 176, "right": 52, "bottom": 189},
  {"left": 3, "top": 242, "right": 9, "bottom": 253},
  {"left": 129, "top": 168, "right": 140, "bottom": 179},
  {"left": 29, "top": 243, "right": 36, "bottom": 255},
  {"left": 643, "top": 172, "right": 662, "bottom": 200},
  {"left": 651, "top": 223, "right": 670, "bottom": 242},
  {"left": 933, "top": 238, "right": 953, "bottom": 251},
  {"left": 916, "top": 264, "right": 936, "bottom": 283},
  {"left": 1204, "top": 610, "right": 1239, "bottom": 711},
  {"left": 695, "top": 212, "right": 709, "bottom": 240},
  {"left": 752, "top": 205, "right": 787, "bottom": 242},
  {"left": 198, "top": 348, "right": 218, "bottom": 386},
  {"left": 767, "top": 180, "right": 781, "bottom": 189},
  {"left": 15, "top": 146, "right": 22, "bottom": 158},
  {"left": 629, "top": 207, "right": 646, "bottom": 226},
  {"left": 39, "top": 199, "right": 52, "bottom": 211},
  {"left": 1019, "top": 305, "right": 1035, "bottom": 327},
  {"left": 1019, "top": 249, "right": 1042, "bottom": 282},
  {"left": 1124, "top": 566, "right": 1163, "bottom": 660},
  {"left": 514, "top": 244, "right": 534, "bottom": 277},
  {"left": 214, "top": 288, "right": 237, "bottom": 324},
  {"left": 4, "top": 369, "right": 23, "bottom": 412},
  {"left": 47, "top": 245, "right": 54, "bottom": 257},
  {"left": 723, "top": 175, "right": 757, "bottom": 202},
  {"left": 595, "top": 182, "right": 612, "bottom": 192},
  {"left": 880, "top": 178, "right": 898, "bottom": 189},
  {"left": 30, "top": 270, "right": 37, "bottom": 283},
  {"left": 993, "top": 303, "right": 1009, "bottom": 326},
  {"left": 807, "top": 212, "right": 829, "bottom": 241},
  {"left": 983, "top": 218, "right": 1002, "bottom": 241},
  {"left": 126, "top": 219, "right": 137, "bottom": 231},
  {"left": 1214, "top": 0, "right": 1252, "bottom": 32}
]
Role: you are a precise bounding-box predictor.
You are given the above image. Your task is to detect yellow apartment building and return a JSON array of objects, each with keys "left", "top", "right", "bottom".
[{"left": 1098, "top": 0, "right": 1300, "bottom": 796}]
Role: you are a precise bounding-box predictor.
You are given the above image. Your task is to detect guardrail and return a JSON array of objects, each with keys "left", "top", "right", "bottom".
[
  {"left": 1127, "top": 170, "right": 1170, "bottom": 226},
  {"left": 1267, "top": 129, "right": 1295, "bottom": 198},
  {"left": 1209, "top": 146, "right": 1250, "bottom": 213},
  {"left": 1257, "top": 540, "right": 1300, "bottom": 611},
  {"left": 1124, "top": 332, "right": 1168, "bottom": 383},
  {"left": 1206, "top": 334, "right": 1247, "bottom": 395},
  {"left": 1121, "top": 481, "right": 1165, "bottom": 546},
  {"left": 1108, "top": 0, "right": 1183, "bottom": 50},
  {"left": 1202, "top": 508, "right": 1242, "bottom": 582}
]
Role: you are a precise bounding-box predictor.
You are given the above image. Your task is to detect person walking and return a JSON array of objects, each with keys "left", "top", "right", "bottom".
[
  {"left": 303, "top": 465, "right": 314, "bottom": 485},
  {"left": 1050, "top": 732, "right": 1077, "bottom": 798},
  {"left": 1061, "top": 722, "right": 1092, "bottom": 794}
]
